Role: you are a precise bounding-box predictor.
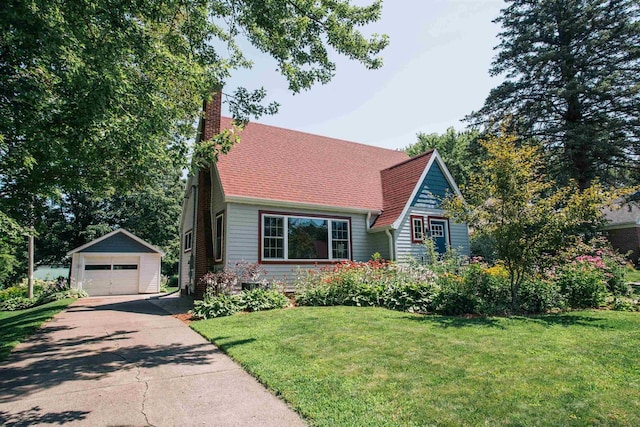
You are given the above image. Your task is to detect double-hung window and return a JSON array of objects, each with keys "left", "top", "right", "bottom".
[
  {"left": 214, "top": 212, "right": 224, "bottom": 262},
  {"left": 183, "top": 230, "right": 192, "bottom": 252},
  {"left": 410, "top": 215, "right": 425, "bottom": 243},
  {"left": 261, "top": 212, "right": 351, "bottom": 261}
]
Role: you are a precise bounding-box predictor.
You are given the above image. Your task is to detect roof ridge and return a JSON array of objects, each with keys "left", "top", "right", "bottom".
[
  {"left": 221, "top": 116, "right": 407, "bottom": 155},
  {"left": 381, "top": 148, "right": 435, "bottom": 172}
]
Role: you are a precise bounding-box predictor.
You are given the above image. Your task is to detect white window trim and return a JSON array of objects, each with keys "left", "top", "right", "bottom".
[
  {"left": 411, "top": 216, "right": 425, "bottom": 243},
  {"left": 261, "top": 213, "right": 351, "bottom": 262},
  {"left": 214, "top": 212, "right": 224, "bottom": 262},
  {"left": 427, "top": 217, "right": 451, "bottom": 247}
]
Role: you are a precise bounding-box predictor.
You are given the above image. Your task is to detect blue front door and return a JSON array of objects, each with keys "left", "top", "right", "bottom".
[{"left": 429, "top": 219, "right": 448, "bottom": 254}]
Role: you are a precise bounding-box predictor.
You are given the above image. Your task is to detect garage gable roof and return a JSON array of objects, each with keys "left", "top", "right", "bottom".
[{"left": 67, "top": 229, "right": 165, "bottom": 256}]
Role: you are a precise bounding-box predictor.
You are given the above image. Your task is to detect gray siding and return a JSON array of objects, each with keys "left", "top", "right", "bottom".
[
  {"left": 225, "top": 203, "right": 378, "bottom": 284},
  {"left": 395, "top": 207, "right": 470, "bottom": 263},
  {"left": 368, "top": 229, "right": 391, "bottom": 260},
  {"left": 179, "top": 185, "right": 196, "bottom": 290},
  {"left": 81, "top": 233, "right": 156, "bottom": 253}
]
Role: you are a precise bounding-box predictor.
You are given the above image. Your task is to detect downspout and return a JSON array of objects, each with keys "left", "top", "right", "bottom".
[
  {"left": 385, "top": 229, "right": 395, "bottom": 261},
  {"left": 366, "top": 212, "right": 372, "bottom": 230},
  {"left": 189, "top": 183, "right": 198, "bottom": 295}
]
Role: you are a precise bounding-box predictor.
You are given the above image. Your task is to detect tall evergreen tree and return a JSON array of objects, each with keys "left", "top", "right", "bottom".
[{"left": 468, "top": 0, "right": 640, "bottom": 188}]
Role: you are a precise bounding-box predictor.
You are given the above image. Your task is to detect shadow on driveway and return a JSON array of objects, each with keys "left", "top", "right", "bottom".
[{"left": 0, "top": 297, "right": 220, "bottom": 403}]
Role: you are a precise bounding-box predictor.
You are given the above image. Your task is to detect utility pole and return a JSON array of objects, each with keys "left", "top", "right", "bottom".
[
  {"left": 28, "top": 231, "right": 34, "bottom": 299},
  {"left": 28, "top": 200, "right": 35, "bottom": 299}
]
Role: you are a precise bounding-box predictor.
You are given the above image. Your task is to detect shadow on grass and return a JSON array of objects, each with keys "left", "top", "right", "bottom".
[
  {"left": 514, "top": 313, "right": 614, "bottom": 329},
  {"left": 210, "top": 337, "right": 256, "bottom": 351},
  {"left": 0, "top": 406, "right": 90, "bottom": 426},
  {"left": 403, "top": 314, "right": 506, "bottom": 329},
  {"left": 404, "top": 312, "right": 614, "bottom": 330},
  {"left": 0, "top": 302, "right": 72, "bottom": 362}
]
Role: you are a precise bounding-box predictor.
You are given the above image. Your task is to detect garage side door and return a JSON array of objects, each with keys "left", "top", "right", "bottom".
[{"left": 83, "top": 256, "right": 139, "bottom": 296}]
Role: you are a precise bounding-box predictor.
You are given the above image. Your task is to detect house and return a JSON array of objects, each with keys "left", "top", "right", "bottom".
[
  {"left": 179, "top": 94, "right": 470, "bottom": 298},
  {"left": 68, "top": 229, "right": 165, "bottom": 296},
  {"left": 604, "top": 200, "right": 640, "bottom": 266}
]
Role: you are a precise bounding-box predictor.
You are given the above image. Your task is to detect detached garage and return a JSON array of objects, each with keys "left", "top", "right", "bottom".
[{"left": 68, "top": 229, "right": 164, "bottom": 296}]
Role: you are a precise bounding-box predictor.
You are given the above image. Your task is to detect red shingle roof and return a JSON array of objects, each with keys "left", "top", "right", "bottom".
[
  {"left": 216, "top": 117, "right": 410, "bottom": 212},
  {"left": 374, "top": 150, "right": 434, "bottom": 228}
]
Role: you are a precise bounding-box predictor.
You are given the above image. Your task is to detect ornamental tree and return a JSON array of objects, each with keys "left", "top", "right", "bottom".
[{"left": 444, "top": 124, "right": 631, "bottom": 311}]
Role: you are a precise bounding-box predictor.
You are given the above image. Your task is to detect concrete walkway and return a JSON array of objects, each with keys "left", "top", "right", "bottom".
[{"left": 0, "top": 294, "right": 305, "bottom": 426}]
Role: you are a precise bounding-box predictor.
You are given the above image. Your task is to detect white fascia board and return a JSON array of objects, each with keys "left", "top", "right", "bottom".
[
  {"left": 390, "top": 149, "right": 463, "bottom": 230},
  {"left": 225, "top": 195, "right": 380, "bottom": 216},
  {"left": 67, "top": 229, "right": 165, "bottom": 256}
]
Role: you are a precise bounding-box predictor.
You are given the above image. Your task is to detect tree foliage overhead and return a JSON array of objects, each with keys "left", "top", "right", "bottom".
[
  {"left": 0, "top": 0, "right": 388, "bottom": 282},
  {"left": 404, "top": 127, "right": 480, "bottom": 189},
  {"left": 468, "top": 0, "right": 640, "bottom": 188}
]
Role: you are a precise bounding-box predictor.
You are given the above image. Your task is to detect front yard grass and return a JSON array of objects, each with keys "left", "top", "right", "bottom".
[
  {"left": 192, "top": 306, "right": 640, "bottom": 426},
  {"left": 0, "top": 298, "right": 75, "bottom": 361}
]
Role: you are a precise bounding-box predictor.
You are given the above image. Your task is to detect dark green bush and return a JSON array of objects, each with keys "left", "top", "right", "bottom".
[
  {"left": 191, "top": 289, "right": 290, "bottom": 319},
  {"left": 435, "top": 273, "right": 478, "bottom": 315},
  {"left": 557, "top": 261, "right": 608, "bottom": 309},
  {"left": 239, "top": 289, "right": 289, "bottom": 312},
  {"left": 168, "top": 275, "right": 179, "bottom": 287},
  {"left": 0, "top": 286, "right": 26, "bottom": 302},
  {"left": 191, "top": 295, "right": 242, "bottom": 319},
  {"left": 519, "top": 279, "right": 563, "bottom": 313},
  {"left": 381, "top": 281, "right": 438, "bottom": 313}
]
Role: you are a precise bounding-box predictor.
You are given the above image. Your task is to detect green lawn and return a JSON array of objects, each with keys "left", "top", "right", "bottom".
[
  {"left": 0, "top": 298, "right": 75, "bottom": 361},
  {"left": 626, "top": 268, "right": 640, "bottom": 283},
  {"left": 192, "top": 306, "right": 640, "bottom": 426}
]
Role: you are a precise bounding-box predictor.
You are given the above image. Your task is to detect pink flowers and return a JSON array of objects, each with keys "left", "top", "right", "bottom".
[{"left": 574, "top": 255, "right": 607, "bottom": 270}]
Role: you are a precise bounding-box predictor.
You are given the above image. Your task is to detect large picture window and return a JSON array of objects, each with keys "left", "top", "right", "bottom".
[{"left": 261, "top": 213, "right": 351, "bottom": 262}]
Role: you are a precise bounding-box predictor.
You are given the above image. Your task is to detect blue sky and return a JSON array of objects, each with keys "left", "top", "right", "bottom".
[{"left": 223, "top": 0, "right": 505, "bottom": 150}]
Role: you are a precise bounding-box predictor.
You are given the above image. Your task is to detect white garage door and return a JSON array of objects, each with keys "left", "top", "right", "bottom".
[{"left": 83, "top": 256, "right": 140, "bottom": 296}]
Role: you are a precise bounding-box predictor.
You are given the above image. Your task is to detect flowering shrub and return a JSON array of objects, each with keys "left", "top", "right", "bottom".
[
  {"left": 461, "top": 263, "right": 511, "bottom": 315},
  {"left": 293, "top": 238, "right": 632, "bottom": 315},
  {"left": 295, "top": 260, "right": 439, "bottom": 312},
  {"left": 199, "top": 261, "right": 268, "bottom": 298},
  {"left": 556, "top": 260, "right": 608, "bottom": 309}
]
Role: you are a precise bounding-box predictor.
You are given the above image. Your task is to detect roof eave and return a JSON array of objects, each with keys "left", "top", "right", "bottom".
[
  {"left": 390, "top": 149, "right": 463, "bottom": 229},
  {"left": 225, "top": 195, "right": 381, "bottom": 216},
  {"left": 67, "top": 229, "right": 166, "bottom": 256}
]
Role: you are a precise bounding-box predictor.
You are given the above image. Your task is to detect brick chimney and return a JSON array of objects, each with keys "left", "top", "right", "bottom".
[
  {"left": 194, "top": 89, "right": 222, "bottom": 299},
  {"left": 203, "top": 90, "right": 222, "bottom": 140}
]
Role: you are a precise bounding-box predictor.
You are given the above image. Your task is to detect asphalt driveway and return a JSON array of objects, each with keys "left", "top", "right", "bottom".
[{"left": 0, "top": 295, "right": 305, "bottom": 426}]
